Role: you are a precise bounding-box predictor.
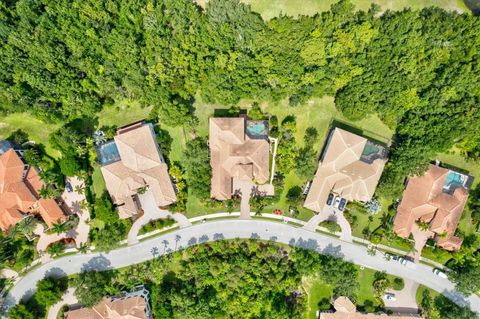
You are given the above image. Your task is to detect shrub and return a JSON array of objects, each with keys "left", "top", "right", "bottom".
[{"left": 392, "top": 277, "right": 404, "bottom": 290}]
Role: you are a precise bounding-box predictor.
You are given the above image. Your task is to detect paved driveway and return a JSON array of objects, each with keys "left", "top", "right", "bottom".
[
  {"left": 3, "top": 220, "right": 479, "bottom": 316},
  {"left": 384, "top": 279, "right": 419, "bottom": 313},
  {"left": 303, "top": 206, "right": 352, "bottom": 242},
  {"left": 127, "top": 190, "right": 191, "bottom": 245}
]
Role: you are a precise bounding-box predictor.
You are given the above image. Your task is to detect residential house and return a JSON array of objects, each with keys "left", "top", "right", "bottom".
[
  {"left": 393, "top": 164, "right": 472, "bottom": 251},
  {"left": 209, "top": 117, "right": 272, "bottom": 200},
  {"left": 64, "top": 285, "right": 152, "bottom": 319},
  {"left": 0, "top": 143, "right": 66, "bottom": 232},
  {"left": 97, "top": 122, "right": 176, "bottom": 219},
  {"left": 304, "top": 128, "right": 388, "bottom": 212},
  {"left": 319, "top": 296, "right": 419, "bottom": 319}
]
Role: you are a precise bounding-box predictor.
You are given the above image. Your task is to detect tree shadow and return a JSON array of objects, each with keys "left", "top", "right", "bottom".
[
  {"left": 199, "top": 235, "right": 209, "bottom": 243},
  {"left": 81, "top": 255, "right": 112, "bottom": 272},
  {"left": 213, "top": 233, "right": 224, "bottom": 240},
  {"left": 44, "top": 267, "right": 67, "bottom": 279},
  {"left": 187, "top": 237, "right": 197, "bottom": 246},
  {"left": 250, "top": 233, "right": 260, "bottom": 239},
  {"left": 322, "top": 244, "right": 344, "bottom": 258}
]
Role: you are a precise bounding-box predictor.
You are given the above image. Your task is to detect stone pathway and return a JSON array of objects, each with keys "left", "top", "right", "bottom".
[
  {"left": 35, "top": 176, "right": 90, "bottom": 261},
  {"left": 47, "top": 288, "right": 78, "bottom": 319}
]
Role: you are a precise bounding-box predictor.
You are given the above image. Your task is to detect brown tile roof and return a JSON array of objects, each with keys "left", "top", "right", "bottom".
[
  {"left": 64, "top": 296, "right": 148, "bottom": 319},
  {"left": 209, "top": 117, "right": 270, "bottom": 200},
  {"left": 319, "top": 297, "right": 419, "bottom": 319},
  {"left": 101, "top": 123, "right": 176, "bottom": 218},
  {"left": 0, "top": 148, "right": 65, "bottom": 231},
  {"left": 393, "top": 164, "right": 469, "bottom": 251},
  {"left": 304, "top": 128, "right": 387, "bottom": 212}
]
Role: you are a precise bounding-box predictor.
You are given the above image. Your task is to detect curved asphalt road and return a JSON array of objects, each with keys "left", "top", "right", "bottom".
[{"left": 3, "top": 220, "right": 479, "bottom": 316}]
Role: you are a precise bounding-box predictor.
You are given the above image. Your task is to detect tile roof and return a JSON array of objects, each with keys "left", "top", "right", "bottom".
[
  {"left": 64, "top": 296, "right": 148, "bottom": 319},
  {"left": 304, "top": 128, "right": 387, "bottom": 212},
  {"left": 209, "top": 117, "right": 270, "bottom": 200},
  {"left": 319, "top": 297, "right": 419, "bottom": 319},
  {"left": 0, "top": 148, "right": 66, "bottom": 231},
  {"left": 100, "top": 123, "right": 176, "bottom": 218},
  {"left": 393, "top": 164, "right": 469, "bottom": 251}
]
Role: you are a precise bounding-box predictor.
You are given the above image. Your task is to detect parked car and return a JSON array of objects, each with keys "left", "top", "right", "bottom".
[
  {"left": 338, "top": 198, "right": 347, "bottom": 211},
  {"left": 65, "top": 182, "right": 73, "bottom": 193},
  {"left": 326, "top": 193, "right": 334, "bottom": 206},
  {"left": 433, "top": 269, "right": 448, "bottom": 279},
  {"left": 333, "top": 196, "right": 341, "bottom": 208},
  {"left": 397, "top": 257, "right": 407, "bottom": 265},
  {"left": 383, "top": 293, "right": 396, "bottom": 301}
]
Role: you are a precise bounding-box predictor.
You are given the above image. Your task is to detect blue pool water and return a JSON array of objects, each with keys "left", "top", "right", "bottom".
[
  {"left": 97, "top": 141, "right": 121, "bottom": 165},
  {"left": 247, "top": 122, "right": 267, "bottom": 136},
  {"left": 444, "top": 170, "right": 464, "bottom": 190}
]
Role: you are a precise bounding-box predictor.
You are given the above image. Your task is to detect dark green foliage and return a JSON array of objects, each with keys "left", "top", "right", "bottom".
[
  {"left": 8, "top": 277, "right": 67, "bottom": 318},
  {"left": 139, "top": 218, "right": 176, "bottom": 235},
  {"left": 286, "top": 186, "right": 303, "bottom": 205},
  {"left": 468, "top": 185, "right": 480, "bottom": 225},
  {"left": 248, "top": 102, "right": 265, "bottom": 120},
  {"left": 296, "top": 147, "right": 318, "bottom": 178},
  {"left": 7, "top": 130, "right": 28, "bottom": 145},
  {"left": 392, "top": 277, "right": 404, "bottom": 290},
  {"left": 184, "top": 138, "right": 211, "bottom": 199},
  {"left": 448, "top": 251, "right": 480, "bottom": 295},
  {"left": 8, "top": 304, "right": 35, "bottom": 319},
  {"left": 71, "top": 270, "right": 118, "bottom": 307},
  {"left": 90, "top": 193, "right": 130, "bottom": 251}
]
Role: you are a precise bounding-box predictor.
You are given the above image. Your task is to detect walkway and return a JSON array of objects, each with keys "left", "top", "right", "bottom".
[
  {"left": 410, "top": 223, "right": 434, "bottom": 261},
  {"left": 3, "top": 220, "right": 479, "bottom": 315},
  {"left": 303, "top": 206, "right": 352, "bottom": 242},
  {"left": 46, "top": 288, "right": 78, "bottom": 319},
  {"left": 127, "top": 190, "right": 191, "bottom": 245}
]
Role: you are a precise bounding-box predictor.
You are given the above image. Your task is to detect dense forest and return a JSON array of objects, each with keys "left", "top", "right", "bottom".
[{"left": 0, "top": 0, "right": 479, "bottom": 194}]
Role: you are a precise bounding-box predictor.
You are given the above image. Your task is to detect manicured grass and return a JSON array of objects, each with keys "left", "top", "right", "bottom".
[
  {"left": 97, "top": 99, "right": 152, "bottom": 128},
  {"left": 241, "top": 0, "right": 466, "bottom": 20},
  {"left": 91, "top": 164, "right": 107, "bottom": 197},
  {"left": 0, "top": 113, "right": 61, "bottom": 158},
  {"left": 303, "top": 276, "right": 333, "bottom": 319}
]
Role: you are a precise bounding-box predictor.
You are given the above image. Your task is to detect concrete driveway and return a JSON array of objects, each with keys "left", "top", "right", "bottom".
[
  {"left": 384, "top": 279, "right": 419, "bottom": 314},
  {"left": 410, "top": 223, "right": 434, "bottom": 261},
  {"left": 303, "top": 206, "right": 352, "bottom": 242},
  {"left": 127, "top": 190, "right": 191, "bottom": 245},
  {"left": 46, "top": 288, "right": 78, "bottom": 319}
]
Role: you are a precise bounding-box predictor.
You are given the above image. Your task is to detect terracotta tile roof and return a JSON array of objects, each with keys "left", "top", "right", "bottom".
[
  {"left": 209, "top": 117, "right": 270, "bottom": 200},
  {"left": 0, "top": 148, "right": 65, "bottom": 231},
  {"left": 319, "top": 297, "right": 419, "bottom": 319},
  {"left": 393, "top": 164, "right": 469, "bottom": 251},
  {"left": 100, "top": 123, "right": 176, "bottom": 218},
  {"left": 65, "top": 296, "right": 148, "bottom": 319},
  {"left": 304, "top": 128, "right": 387, "bottom": 212}
]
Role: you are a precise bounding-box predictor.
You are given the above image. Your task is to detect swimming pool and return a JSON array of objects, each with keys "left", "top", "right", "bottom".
[
  {"left": 443, "top": 170, "right": 465, "bottom": 191},
  {"left": 246, "top": 121, "right": 268, "bottom": 137},
  {"left": 96, "top": 141, "right": 121, "bottom": 165}
]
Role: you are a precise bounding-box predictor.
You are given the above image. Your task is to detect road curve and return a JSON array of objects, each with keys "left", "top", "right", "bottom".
[{"left": 3, "top": 220, "right": 479, "bottom": 315}]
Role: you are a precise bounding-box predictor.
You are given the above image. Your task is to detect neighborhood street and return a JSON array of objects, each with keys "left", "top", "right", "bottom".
[{"left": 3, "top": 219, "right": 480, "bottom": 315}]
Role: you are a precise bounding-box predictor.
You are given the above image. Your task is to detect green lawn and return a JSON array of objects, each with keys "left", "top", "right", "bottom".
[
  {"left": 303, "top": 276, "right": 333, "bottom": 319},
  {"left": 91, "top": 164, "right": 107, "bottom": 197},
  {"left": 241, "top": 0, "right": 467, "bottom": 20},
  {"left": 0, "top": 113, "right": 61, "bottom": 158},
  {"left": 304, "top": 266, "right": 409, "bottom": 318},
  {"left": 97, "top": 99, "right": 153, "bottom": 128}
]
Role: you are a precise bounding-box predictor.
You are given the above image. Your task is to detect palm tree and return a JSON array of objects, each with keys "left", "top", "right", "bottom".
[
  {"left": 77, "top": 242, "right": 89, "bottom": 254},
  {"left": 16, "top": 217, "right": 36, "bottom": 236},
  {"left": 417, "top": 220, "right": 431, "bottom": 231},
  {"left": 47, "top": 242, "right": 64, "bottom": 257},
  {"left": 51, "top": 220, "right": 68, "bottom": 235},
  {"left": 39, "top": 186, "right": 61, "bottom": 199},
  {"left": 74, "top": 185, "right": 84, "bottom": 195}
]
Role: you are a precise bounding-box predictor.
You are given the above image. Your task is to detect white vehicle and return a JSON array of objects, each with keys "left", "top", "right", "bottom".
[
  {"left": 433, "top": 269, "right": 448, "bottom": 279},
  {"left": 333, "top": 196, "right": 341, "bottom": 208},
  {"left": 383, "top": 293, "right": 396, "bottom": 301}
]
